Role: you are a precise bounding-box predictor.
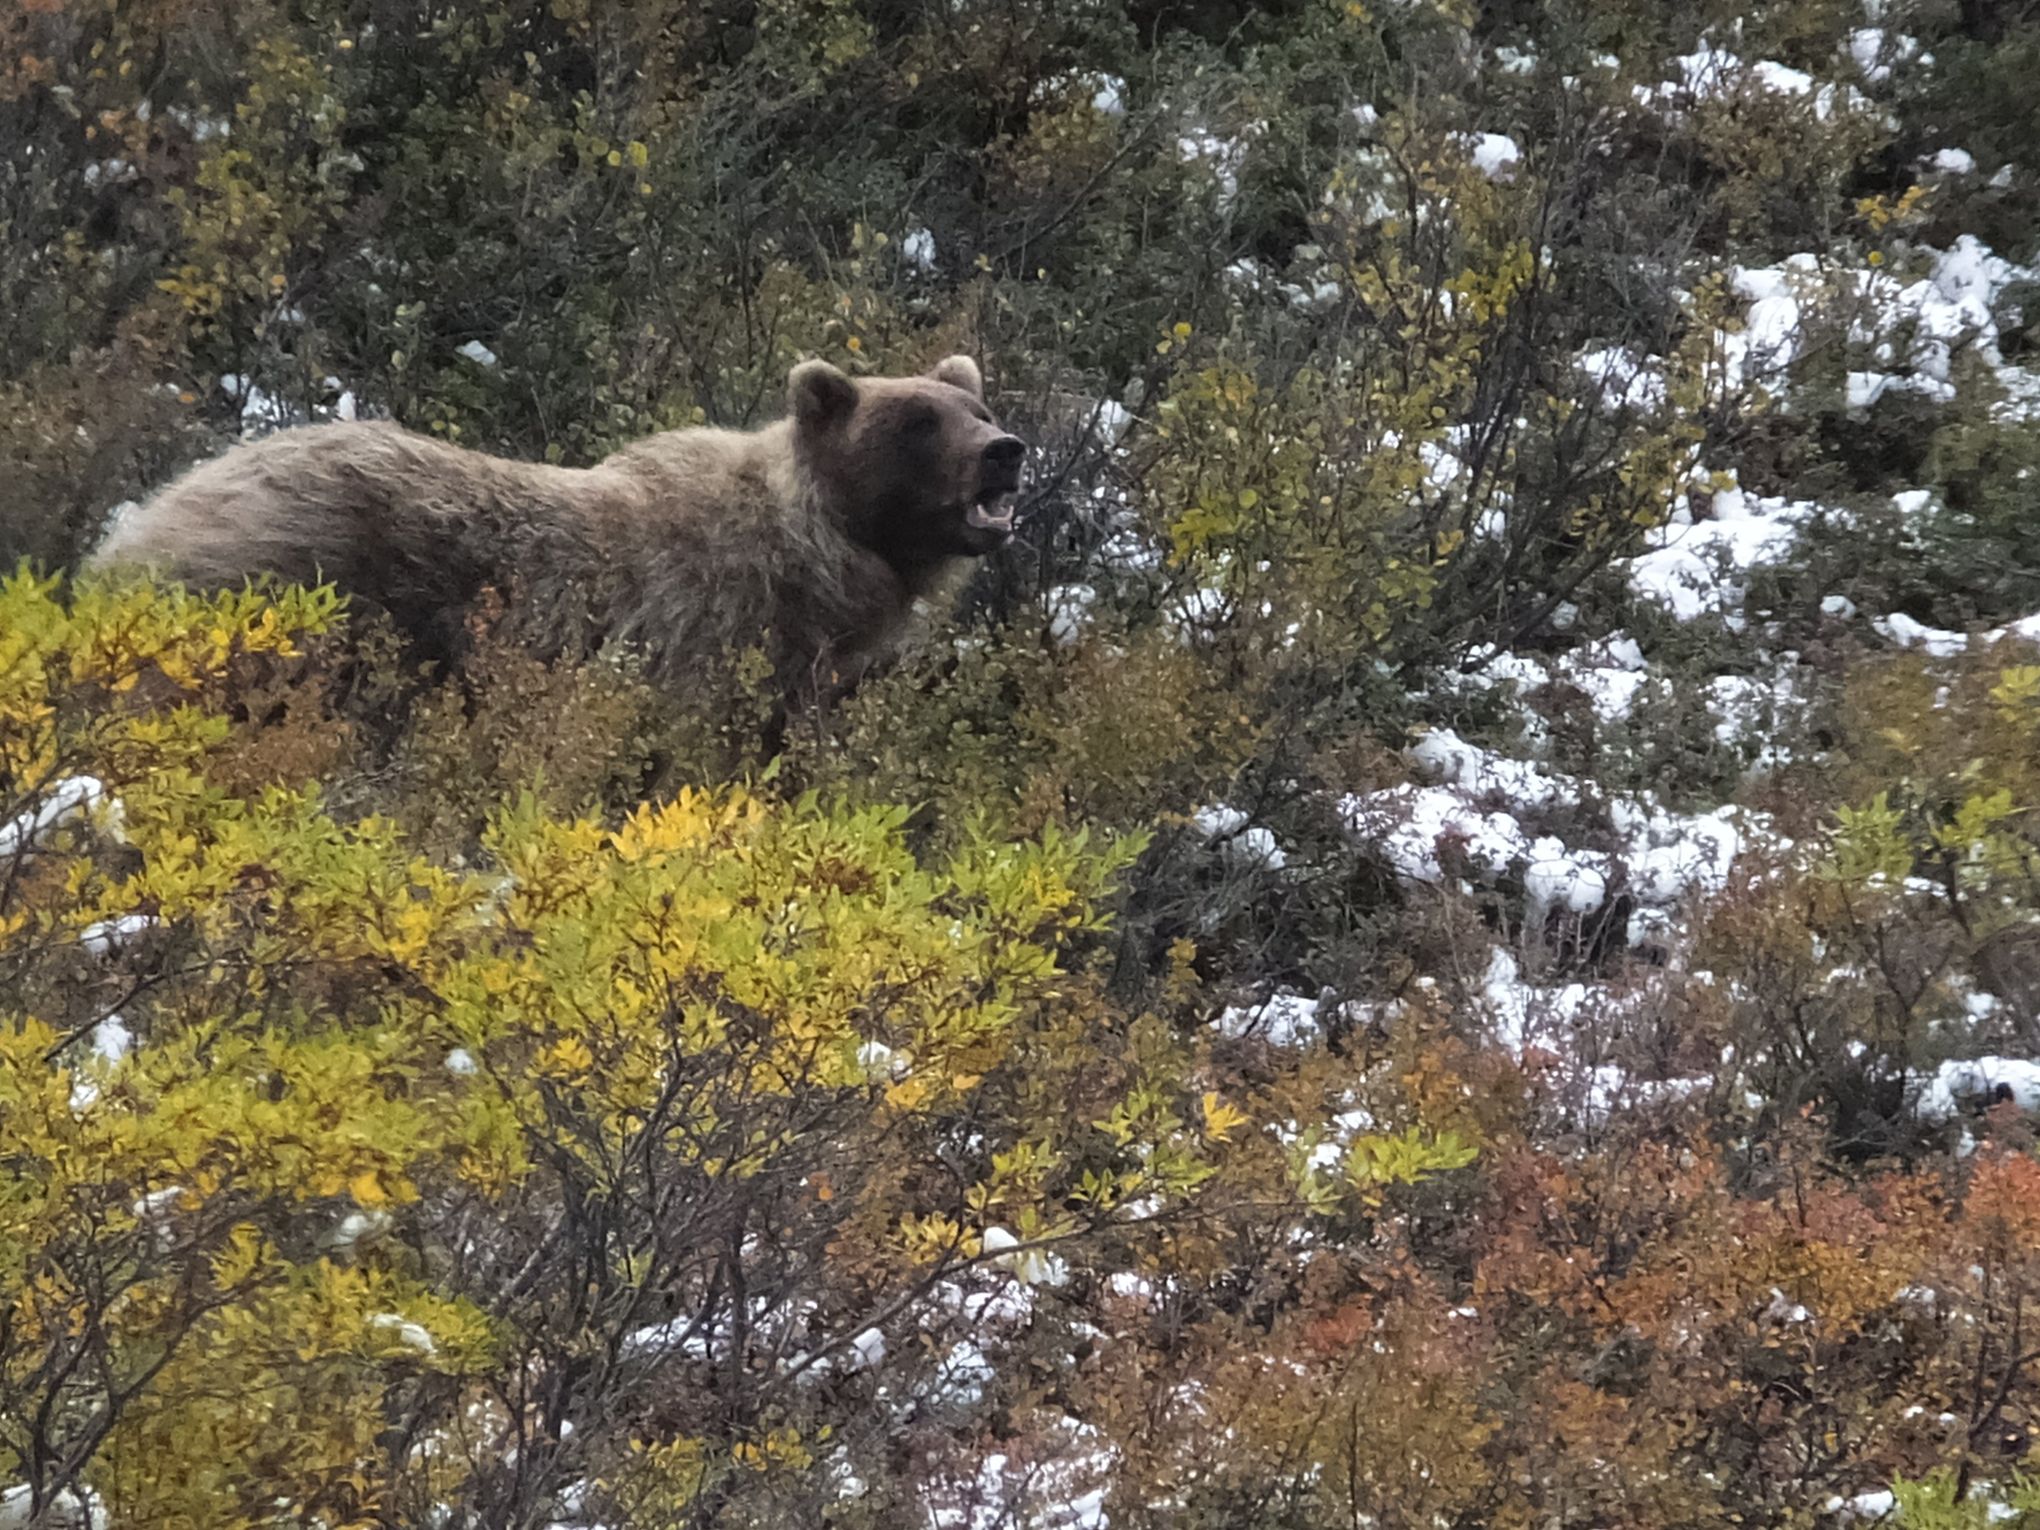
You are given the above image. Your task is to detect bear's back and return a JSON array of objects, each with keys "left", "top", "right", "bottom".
[{"left": 93, "top": 421, "right": 613, "bottom": 651}]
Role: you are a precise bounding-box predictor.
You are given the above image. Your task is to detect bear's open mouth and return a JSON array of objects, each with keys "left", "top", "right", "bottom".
[{"left": 965, "top": 491, "right": 1017, "bottom": 535}]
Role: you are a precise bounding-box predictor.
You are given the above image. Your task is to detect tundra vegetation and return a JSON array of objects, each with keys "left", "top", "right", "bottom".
[{"left": 4, "top": 0, "right": 2040, "bottom": 1526}]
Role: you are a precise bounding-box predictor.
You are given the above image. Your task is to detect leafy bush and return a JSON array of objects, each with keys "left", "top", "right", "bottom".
[{"left": 2, "top": 572, "right": 1501, "bottom": 1522}]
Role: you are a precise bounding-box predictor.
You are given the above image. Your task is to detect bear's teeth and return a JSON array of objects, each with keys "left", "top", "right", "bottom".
[{"left": 966, "top": 500, "right": 1015, "bottom": 531}]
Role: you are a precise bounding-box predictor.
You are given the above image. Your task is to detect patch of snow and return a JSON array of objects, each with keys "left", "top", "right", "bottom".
[
  {"left": 1707, "top": 670, "right": 1802, "bottom": 765},
  {"left": 0, "top": 1484, "right": 108, "bottom": 1530},
  {"left": 1342, "top": 729, "right": 1753, "bottom": 962},
  {"left": 1407, "top": 727, "right": 1573, "bottom": 811},
  {"left": 77, "top": 914, "right": 154, "bottom": 956},
  {"left": 1342, "top": 782, "right": 1530, "bottom": 888},
  {"left": 0, "top": 776, "right": 119, "bottom": 859},
  {"left": 1845, "top": 27, "right": 1920, "bottom": 84},
  {"left": 929, "top": 1275, "right": 1036, "bottom": 1334},
  {"left": 1896, "top": 1285, "right": 1938, "bottom": 1316},
  {"left": 1575, "top": 662, "right": 1651, "bottom": 722},
  {"left": 1280, "top": 275, "right": 1346, "bottom": 311},
  {"left": 328, "top": 1208, "right": 392, "bottom": 1249},
  {"left": 1914, "top": 1057, "right": 2040, "bottom": 1123},
  {"left": 1637, "top": 42, "right": 1874, "bottom": 124},
  {"left": 1868, "top": 595, "right": 2040, "bottom": 656},
  {"left": 1741, "top": 293, "right": 1804, "bottom": 381},
  {"left": 924, "top": 1415, "right": 1116, "bottom": 1530},
  {"left": 1525, "top": 842, "right": 1613, "bottom": 916},
  {"left": 1614, "top": 796, "right": 1743, "bottom": 905},
  {"left": 923, "top": 1339, "right": 998, "bottom": 1410},
  {"left": 1468, "top": 133, "right": 1522, "bottom": 179},
  {"left": 1214, "top": 990, "right": 1325, "bottom": 1047},
  {"left": 1624, "top": 497, "right": 1818, "bottom": 622},
  {"left": 1598, "top": 634, "right": 1648, "bottom": 670},
  {"left": 80, "top": 157, "right": 134, "bottom": 188},
  {"left": 1457, "top": 643, "right": 1654, "bottom": 729},
  {"left": 1582, "top": 1065, "right": 1711, "bottom": 1127},
  {"left": 133, "top": 1187, "right": 184, "bottom": 1223},
  {"left": 87, "top": 1017, "right": 132, "bottom": 1063},
  {"left": 1848, "top": 371, "right": 1956, "bottom": 409},
  {"left": 1093, "top": 519, "right": 1159, "bottom": 572},
  {"left": 1167, "top": 584, "right": 1230, "bottom": 643},
  {"left": 1177, "top": 123, "right": 1260, "bottom": 207},
  {"left": 829, "top": 1450, "right": 870, "bottom": 1504},
  {"left": 1192, "top": 804, "right": 1288, "bottom": 871},
  {"left": 1874, "top": 613, "right": 1970, "bottom": 658},
  {"left": 1826, "top": 1488, "right": 1898, "bottom": 1522},
  {"left": 980, "top": 1226, "right": 1069, "bottom": 1287},
  {"left": 1578, "top": 346, "right": 1667, "bottom": 412},
  {"left": 1840, "top": 235, "right": 2034, "bottom": 398},
  {"left": 792, "top": 1324, "right": 888, "bottom": 1382},
  {"left": 167, "top": 106, "right": 229, "bottom": 143},
  {"left": 858, "top": 1040, "right": 911, "bottom": 1082},
  {"left": 318, "top": 375, "right": 361, "bottom": 422},
  {"left": 218, "top": 373, "right": 294, "bottom": 437},
  {"left": 844, "top": 1325, "right": 887, "bottom": 1371},
  {"left": 1090, "top": 398, "right": 1133, "bottom": 445},
  {"left": 1105, "top": 1272, "right": 1156, "bottom": 1308},
  {"left": 1480, "top": 947, "right": 1598, "bottom": 1054},
  {"left": 622, "top": 1295, "right": 823, "bottom": 1370},
  {"left": 1046, "top": 583, "right": 1098, "bottom": 647},
  {"left": 1723, "top": 234, "right": 2040, "bottom": 421},
  {"left": 370, "top": 1313, "right": 437, "bottom": 1354},
  {"left": 1762, "top": 1287, "right": 1813, "bottom": 1325},
  {"left": 1964, "top": 989, "right": 2003, "bottom": 1021},
  {"left": 619, "top": 1316, "right": 713, "bottom": 1364},
  {"left": 67, "top": 1015, "right": 134, "bottom": 1114}
]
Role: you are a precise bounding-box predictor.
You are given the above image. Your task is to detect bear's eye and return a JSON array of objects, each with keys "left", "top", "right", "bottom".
[{"left": 902, "top": 405, "right": 941, "bottom": 436}]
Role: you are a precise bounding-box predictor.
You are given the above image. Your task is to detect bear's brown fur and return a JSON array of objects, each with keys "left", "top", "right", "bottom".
[{"left": 90, "top": 355, "right": 1026, "bottom": 712}]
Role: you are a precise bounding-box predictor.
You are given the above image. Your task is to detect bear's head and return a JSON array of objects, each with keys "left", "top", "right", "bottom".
[{"left": 788, "top": 355, "right": 1027, "bottom": 567}]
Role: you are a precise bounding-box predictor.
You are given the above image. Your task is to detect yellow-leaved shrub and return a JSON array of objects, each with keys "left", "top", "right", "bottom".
[{"left": 0, "top": 572, "right": 1242, "bottom": 1525}]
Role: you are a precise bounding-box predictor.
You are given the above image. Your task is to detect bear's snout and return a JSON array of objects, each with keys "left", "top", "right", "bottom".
[
  {"left": 981, "top": 435, "right": 1026, "bottom": 491},
  {"left": 962, "top": 434, "right": 1027, "bottom": 542}
]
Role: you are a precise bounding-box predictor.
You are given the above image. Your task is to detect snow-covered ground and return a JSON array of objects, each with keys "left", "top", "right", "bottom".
[{"left": 1193, "top": 203, "right": 2040, "bottom": 1114}]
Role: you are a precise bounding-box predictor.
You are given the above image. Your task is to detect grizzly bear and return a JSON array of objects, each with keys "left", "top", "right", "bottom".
[{"left": 89, "top": 355, "right": 1026, "bottom": 715}]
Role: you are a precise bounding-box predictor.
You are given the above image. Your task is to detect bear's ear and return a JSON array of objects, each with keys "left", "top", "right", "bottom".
[
  {"left": 789, "top": 360, "right": 859, "bottom": 427},
  {"left": 929, "top": 355, "right": 984, "bottom": 399}
]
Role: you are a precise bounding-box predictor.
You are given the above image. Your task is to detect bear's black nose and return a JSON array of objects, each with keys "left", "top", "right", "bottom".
[{"left": 983, "top": 436, "right": 1026, "bottom": 472}]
